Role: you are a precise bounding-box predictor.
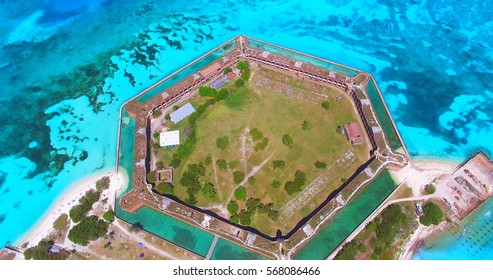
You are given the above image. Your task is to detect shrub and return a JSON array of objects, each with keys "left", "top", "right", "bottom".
[
  {"left": 271, "top": 180, "right": 281, "bottom": 189},
  {"left": 53, "top": 214, "right": 69, "bottom": 231},
  {"left": 103, "top": 210, "right": 115, "bottom": 223},
  {"left": 227, "top": 200, "right": 239, "bottom": 214},
  {"left": 272, "top": 160, "right": 286, "bottom": 169},
  {"left": 153, "top": 110, "right": 162, "bottom": 118},
  {"left": 246, "top": 198, "right": 261, "bottom": 211},
  {"left": 321, "top": 101, "right": 331, "bottom": 110},
  {"left": 165, "top": 114, "right": 171, "bottom": 121},
  {"left": 314, "top": 161, "right": 327, "bottom": 169},
  {"left": 235, "top": 79, "right": 245, "bottom": 87},
  {"left": 153, "top": 132, "right": 159, "bottom": 139},
  {"left": 155, "top": 183, "right": 174, "bottom": 195},
  {"left": 420, "top": 202, "right": 443, "bottom": 226},
  {"left": 425, "top": 184, "right": 436, "bottom": 195},
  {"left": 238, "top": 209, "right": 251, "bottom": 225},
  {"left": 302, "top": 120, "right": 310, "bottom": 130},
  {"left": 282, "top": 134, "right": 294, "bottom": 147},
  {"left": 68, "top": 216, "right": 108, "bottom": 246},
  {"left": 204, "top": 156, "right": 212, "bottom": 165},
  {"left": 234, "top": 186, "right": 247, "bottom": 200},
  {"left": 248, "top": 176, "right": 256, "bottom": 185},
  {"left": 233, "top": 171, "right": 245, "bottom": 184},
  {"left": 216, "top": 136, "right": 229, "bottom": 150},
  {"left": 185, "top": 195, "right": 197, "bottom": 206},
  {"left": 336, "top": 125, "right": 343, "bottom": 134},
  {"left": 155, "top": 161, "right": 164, "bottom": 169}
]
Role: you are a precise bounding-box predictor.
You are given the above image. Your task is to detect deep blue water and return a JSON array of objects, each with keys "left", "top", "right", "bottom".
[{"left": 0, "top": 0, "right": 492, "bottom": 257}]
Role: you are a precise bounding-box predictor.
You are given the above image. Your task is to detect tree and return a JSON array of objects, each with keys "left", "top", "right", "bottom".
[
  {"left": 204, "top": 156, "right": 212, "bottom": 165},
  {"left": 155, "top": 183, "right": 174, "bottom": 195},
  {"left": 103, "top": 210, "right": 115, "bottom": 223},
  {"left": 234, "top": 186, "right": 247, "bottom": 200},
  {"left": 233, "top": 171, "right": 245, "bottom": 184},
  {"left": 272, "top": 160, "right": 286, "bottom": 169},
  {"left": 24, "top": 240, "right": 69, "bottom": 260},
  {"left": 271, "top": 180, "right": 281, "bottom": 189},
  {"left": 227, "top": 200, "right": 239, "bottom": 215},
  {"left": 254, "top": 137, "right": 269, "bottom": 151},
  {"left": 153, "top": 132, "right": 159, "bottom": 139},
  {"left": 336, "top": 125, "right": 343, "bottom": 134},
  {"left": 321, "top": 101, "right": 331, "bottom": 110},
  {"left": 282, "top": 134, "right": 294, "bottom": 147},
  {"left": 238, "top": 209, "right": 251, "bottom": 225},
  {"left": 69, "top": 190, "right": 100, "bottom": 223},
  {"left": 314, "top": 161, "right": 327, "bottom": 169},
  {"left": 201, "top": 182, "right": 217, "bottom": 199},
  {"left": 165, "top": 114, "right": 171, "bottom": 121},
  {"left": 223, "top": 67, "right": 232, "bottom": 74},
  {"left": 146, "top": 172, "right": 156, "bottom": 183},
  {"left": 95, "top": 176, "right": 110, "bottom": 192},
  {"left": 199, "top": 86, "right": 217, "bottom": 97},
  {"left": 68, "top": 216, "right": 108, "bottom": 246},
  {"left": 229, "top": 214, "right": 239, "bottom": 223},
  {"left": 376, "top": 204, "right": 409, "bottom": 246},
  {"left": 250, "top": 128, "right": 264, "bottom": 141},
  {"left": 284, "top": 170, "right": 307, "bottom": 195},
  {"left": 420, "top": 202, "right": 444, "bottom": 226},
  {"left": 229, "top": 161, "right": 240, "bottom": 169},
  {"left": 185, "top": 195, "right": 197, "bottom": 206},
  {"left": 216, "top": 136, "right": 229, "bottom": 150},
  {"left": 235, "top": 79, "right": 244, "bottom": 87},
  {"left": 216, "top": 159, "right": 228, "bottom": 170},
  {"left": 246, "top": 198, "right": 261, "bottom": 212},
  {"left": 237, "top": 61, "right": 249, "bottom": 71},
  {"left": 241, "top": 70, "right": 251, "bottom": 81}
]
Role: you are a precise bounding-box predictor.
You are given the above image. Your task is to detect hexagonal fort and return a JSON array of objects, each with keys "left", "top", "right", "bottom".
[{"left": 117, "top": 36, "right": 409, "bottom": 259}]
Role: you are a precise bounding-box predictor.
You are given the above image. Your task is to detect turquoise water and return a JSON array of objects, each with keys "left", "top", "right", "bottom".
[
  {"left": 115, "top": 204, "right": 214, "bottom": 257},
  {"left": 294, "top": 170, "right": 398, "bottom": 260},
  {"left": 413, "top": 198, "right": 493, "bottom": 260},
  {"left": 0, "top": 0, "right": 493, "bottom": 256},
  {"left": 210, "top": 238, "right": 270, "bottom": 260}
]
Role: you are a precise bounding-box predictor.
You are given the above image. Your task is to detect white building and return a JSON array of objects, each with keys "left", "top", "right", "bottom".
[{"left": 159, "top": 130, "right": 180, "bottom": 148}]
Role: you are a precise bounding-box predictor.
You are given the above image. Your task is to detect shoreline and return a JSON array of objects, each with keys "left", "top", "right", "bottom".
[{"left": 14, "top": 169, "right": 129, "bottom": 250}]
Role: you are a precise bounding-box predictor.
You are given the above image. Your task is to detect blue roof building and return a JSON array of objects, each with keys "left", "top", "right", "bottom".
[
  {"left": 170, "top": 103, "right": 196, "bottom": 123},
  {"left": 210, "top": 75, "right": 230, "bottom": 90}
]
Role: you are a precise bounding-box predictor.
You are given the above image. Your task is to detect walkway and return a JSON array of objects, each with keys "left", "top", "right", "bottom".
[{"left": 206, "top": 235, "right": 220, "bottom": 260}]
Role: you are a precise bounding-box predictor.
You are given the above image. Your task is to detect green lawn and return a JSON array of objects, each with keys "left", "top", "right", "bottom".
[{"left": 154, "top": 67, "right": 368, "bottom": 235}]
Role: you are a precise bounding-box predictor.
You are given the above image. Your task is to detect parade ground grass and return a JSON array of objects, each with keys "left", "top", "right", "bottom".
[{"left": 155, "top": 67, "right": 369, "bottom": 234}]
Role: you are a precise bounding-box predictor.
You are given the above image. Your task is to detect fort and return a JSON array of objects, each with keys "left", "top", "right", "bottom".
[{"left": 116, "top": 35, "right": 409, "bottom": 259}]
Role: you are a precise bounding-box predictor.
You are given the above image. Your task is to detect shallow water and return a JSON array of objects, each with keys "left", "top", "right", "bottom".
[
  {"left": 413, "top": 198, "right": 493, "bottom": 260},
  {"left": 0, "top": 0, "right": 492, "bottom": 252}
]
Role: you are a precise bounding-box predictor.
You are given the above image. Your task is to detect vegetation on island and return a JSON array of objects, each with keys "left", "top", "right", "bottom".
[
  {"left": 68, "top": 215, "right": 109, "bottom": 246},
  {"left": 103, "top": 210, "right": 115, "bottom": 223},
  {"left": 234, "top": 186, "right": 247, "bottom": 200},
  {"left": 419, "top": 202, "right": 443, "bottom": 226},
  {"left": 24, "top": 240, "right": 70, "bottom": 260},
  {"left": 424, "top": 184, "right": 436, "bottom": 195},
  {"left": 321, "top": 101, "right": 331, "bottom": 110},
  {"left": 69, "top": 189, "right": 100, "bottom": 223},
  {"left": 284, "top": 170, "right": 307, "bottom": 195},
  {"left": 335, "top": 204, "right": 411, "bottom": 260}
]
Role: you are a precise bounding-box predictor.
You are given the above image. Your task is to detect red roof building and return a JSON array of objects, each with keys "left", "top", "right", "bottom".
[{"left": 344, "top": 123, "right": 364, "bottom": 145}]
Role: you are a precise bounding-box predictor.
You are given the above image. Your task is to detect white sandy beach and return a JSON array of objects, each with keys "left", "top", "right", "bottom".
[{"left": 15, "top": 169, "right": 129, "bottom": 250}]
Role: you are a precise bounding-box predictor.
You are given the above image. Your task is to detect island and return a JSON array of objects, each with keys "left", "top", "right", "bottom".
[{"left": 4, "top": 36, "right": 492, "bottom": 261}]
